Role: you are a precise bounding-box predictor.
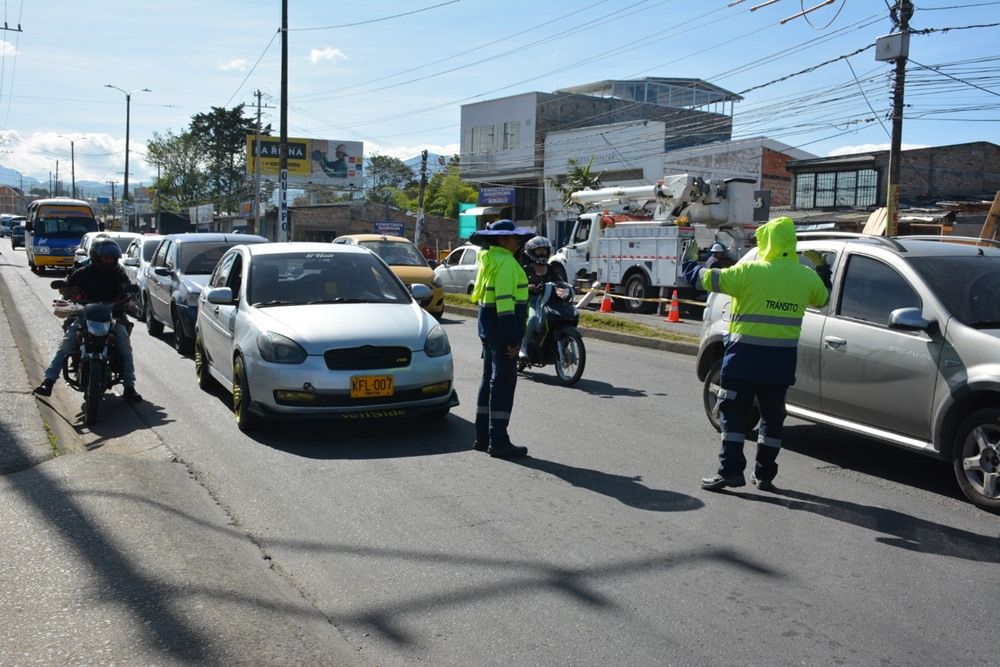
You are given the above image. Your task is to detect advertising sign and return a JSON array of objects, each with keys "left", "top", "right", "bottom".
[
  {"left": 478, "top": 185, "right": 516, "bottom": 205},
  {"left": 247, "top": 136, "right": 363, "bottom": 186},
  {"left": 188, "top": 204, "right": 214, "bottom": 229},
  {"left": 374, "top": 221, "right": 405, "bottom": 236}
]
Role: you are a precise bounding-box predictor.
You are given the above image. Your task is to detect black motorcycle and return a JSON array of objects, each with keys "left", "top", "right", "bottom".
[
  {"left": 51, "top": 280, "right": 135, "bottom": 426},
  {"left": 516, "top": 283, "right": 586, "bottom": 386}
]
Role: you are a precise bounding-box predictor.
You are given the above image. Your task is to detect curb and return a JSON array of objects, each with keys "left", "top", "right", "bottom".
[{"left": 443, "top": 304, "right": 699, "bottom": 356}]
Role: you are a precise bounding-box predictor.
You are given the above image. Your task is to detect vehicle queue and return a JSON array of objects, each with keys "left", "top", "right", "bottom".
[{"left": 7, "top": 197, "right": 1000, "bottom": 515}]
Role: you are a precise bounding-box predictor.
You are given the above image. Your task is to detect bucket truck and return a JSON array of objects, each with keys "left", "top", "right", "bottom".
[{"left": 550, "top": 174, "right": 758, "bottom": 314}]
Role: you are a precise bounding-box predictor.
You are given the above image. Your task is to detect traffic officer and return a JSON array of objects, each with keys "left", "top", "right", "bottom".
[
  {"left": 469, "top": 219, "right": 534, "bottom": 458},
  {"left": 683, "top": 216, "right": 828, "bottom": 492}
]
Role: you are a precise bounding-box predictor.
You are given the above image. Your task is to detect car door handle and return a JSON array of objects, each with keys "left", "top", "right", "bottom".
[
  {"left": 824, "top": 336, "right": 847, "bottom": 348},
  {"left": 212, "top": 306, "right": 220, "bottom": 314}
]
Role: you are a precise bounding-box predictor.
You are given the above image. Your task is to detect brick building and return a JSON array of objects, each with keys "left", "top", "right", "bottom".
[
  {"left": 0, "top": 185, "right": 27, "bottom": 214},
  {"left": 787, "top": 141, "right": 1000, "bottom": 209},
  {"left": 275, "top": 201, "right": 462, "bottom": 254}
]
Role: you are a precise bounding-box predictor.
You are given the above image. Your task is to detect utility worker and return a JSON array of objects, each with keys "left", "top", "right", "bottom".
[
  {"left": 704, "top": 242, "right": 734, "bottom": 270},
  {"left": 683, "top": 216, "right": 828, "bottom": 492},
  {"left": 469, "top": 219, "right": 534, "bottom": 458}
]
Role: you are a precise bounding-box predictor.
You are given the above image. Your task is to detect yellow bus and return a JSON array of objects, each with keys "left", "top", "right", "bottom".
[{"left": 25, "top": 198, "right": 100, "bottom": 273}]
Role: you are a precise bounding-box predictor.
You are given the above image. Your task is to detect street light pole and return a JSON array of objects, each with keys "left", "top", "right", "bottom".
[
  {"left": 57, "top": 134, "right": 85, "bottom": 199},
  {"left": 105, "top": 84, "right": 151, "bottom": 231}
]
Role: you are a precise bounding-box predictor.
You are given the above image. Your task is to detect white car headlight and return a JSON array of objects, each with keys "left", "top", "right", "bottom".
[
  {"left": 35, "top": 246, "right": 50, "bottom": 254},
  {"left": 423, "top": 324, "right": 450, "bottom": 358},
  {"left": 431, "top": 274, "right": 444, "bottom": 288},
  {"left": 257, "top": 331, "right": 307, "bottom": 364}
]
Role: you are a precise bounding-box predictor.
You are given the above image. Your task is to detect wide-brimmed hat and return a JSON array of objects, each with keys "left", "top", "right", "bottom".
[{"left": 468, "top": 219, "right": 535, "bottom": 246}]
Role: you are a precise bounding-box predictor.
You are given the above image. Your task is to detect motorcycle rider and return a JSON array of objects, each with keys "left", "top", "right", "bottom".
[
  {"left": 33, "top": 238, "right": 143, "bottom": 403},
  {"left": 518, "top": 235, "right": 569, "bottom": 361}
]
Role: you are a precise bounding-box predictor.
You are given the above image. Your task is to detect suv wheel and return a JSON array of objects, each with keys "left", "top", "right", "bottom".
[
  {"left": 146, "top": 295, "right": 164, "bottom": 336},
  {"left": 953, "top": 408, "right": 1000, "bottom": 514},
  {"left": 172, "top": 308, "right": 194, "bottom": 355}
]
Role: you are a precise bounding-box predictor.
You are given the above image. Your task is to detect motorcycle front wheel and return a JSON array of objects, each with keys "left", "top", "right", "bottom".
[
  {"left": 554, "top": 330, "right": 586, "bottom": 386},
  {"left": 83, "top": 358, "right": 103, "bottom": 426}
]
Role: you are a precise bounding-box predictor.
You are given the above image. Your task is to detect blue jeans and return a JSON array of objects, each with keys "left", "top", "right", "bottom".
[
  {"left": 476, "top": 335, "right": 518, "bottom": 448},
  {"left": 45, "top": 317, "right": 136, "bottom": 388},
  {"left": 716, "top": 377, "right": 787, "bottom": 482}
]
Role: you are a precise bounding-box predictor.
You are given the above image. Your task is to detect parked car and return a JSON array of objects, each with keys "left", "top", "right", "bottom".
[
  {"left": 10, "top": 221, "right": 25, "bottom": 248},
  {"left": 432, "top": 243, "right": 480, "bottom": 294},
  {"left": 73, "top": 231, "right": 142, "bottom": 270},
  {"left": 145, "top": 233, "right": 269, "bottom": 353},
  {"left": 122, "top": 234, "right": 163, "bottom": 319},
  {"left": 696, "top": 232, "right": 1000, "bottom": 513},
  {"left": 332, "top": 234, "right": 444, "bottom": 318},
  {"left": 194, "top": 242, "right": 457, "bottom": 432}
]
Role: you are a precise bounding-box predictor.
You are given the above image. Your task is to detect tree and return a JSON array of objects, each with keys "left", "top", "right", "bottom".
[
  {"left": 424, "top": 165, "right": 478, "bottom": 219},
  {"left": 145, "top": 130, "right": 209, "bottom": 212},
  {"left": 366, "top": 154, "right": 415, "bottom": 207},
  {"left": 29, "top": 186, "right": 50, "bottom": 197},
  {"left": 189, "top": 105, "right": 265, "bottom": 213},
  {"left": 547, "top": 158, "right": 602, "bottom": 213}
]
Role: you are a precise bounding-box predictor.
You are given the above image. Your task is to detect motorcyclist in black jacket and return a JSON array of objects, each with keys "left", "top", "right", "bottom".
[{"left": 33, "top": 238, "right": 143, "bottom": 402}]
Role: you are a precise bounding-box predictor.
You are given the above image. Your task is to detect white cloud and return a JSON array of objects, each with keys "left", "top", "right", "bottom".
[
  {"left": 827, "top": 142, "right": 929, "bottom": 157},
  {"left": 0, "top": 41, "right": 16, "bottom": 57},
  {"left": 308, "top": 47, "right": 346, "bottom": 65},
  {"left": 2, "top": 131, "right": 154, "bottom": 184},
  {"left": 219, "top": 58, "right": 248, "bottom": 72}
]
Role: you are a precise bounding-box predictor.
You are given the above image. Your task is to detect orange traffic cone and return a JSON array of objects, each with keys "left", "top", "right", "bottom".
[
  {"left": 665, "top": 289, "right": 682, "bottom": 323},
  {"left": 599, "top": 283, "right": 614, "bottom": 313}
]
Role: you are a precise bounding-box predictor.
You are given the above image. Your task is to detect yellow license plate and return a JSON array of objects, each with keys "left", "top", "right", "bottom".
[{"left": 350, "top": 375, "right": 394, "bottom": 398}]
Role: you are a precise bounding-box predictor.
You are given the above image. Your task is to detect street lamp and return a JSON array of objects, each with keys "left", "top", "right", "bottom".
[
  {"left": 105, "top": 84, "right": 151, "bottom": 230},
  {"left": 57, "top": 134, "right": 86, "bottom": 199}
]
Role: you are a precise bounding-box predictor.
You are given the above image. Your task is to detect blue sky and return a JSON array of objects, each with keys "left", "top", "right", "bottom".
[{"left": 1, "top": 0, "right": 997, "bottom": 187}]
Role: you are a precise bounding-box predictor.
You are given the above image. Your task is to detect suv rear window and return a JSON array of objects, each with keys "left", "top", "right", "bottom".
[{"left": 908, "top": 255, "right": 1000, "bottom": 328}]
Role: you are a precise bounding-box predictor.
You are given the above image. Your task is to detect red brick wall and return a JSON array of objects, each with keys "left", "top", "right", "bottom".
[
  {"left": 760, "top": 148, "right": 795, "bottom": 207},
  {"left": 287, "top": 202, "right": 462, "bottom": 253}
]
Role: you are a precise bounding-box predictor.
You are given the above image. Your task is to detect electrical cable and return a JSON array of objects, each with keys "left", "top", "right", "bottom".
[
  {"left": 223, "top": 28, "right": 280, "bottom": 108},
  {"left": 290, "top": 0, "right": 462, "bottom": 31}
]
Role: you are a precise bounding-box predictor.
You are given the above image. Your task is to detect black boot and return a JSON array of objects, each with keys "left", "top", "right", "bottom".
[
  {"left": 488, "top": 442, "right": 528, "bottom": 459},
  {"left": 33, "top": 379, "right": 55, "bottom": 397},
  {"left": 123, "top": 386, "right": 143, "bottom": 403}
]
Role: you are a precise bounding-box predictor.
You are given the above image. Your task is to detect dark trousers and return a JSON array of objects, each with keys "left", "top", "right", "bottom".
[
  {"left": 717, "top": 377, "right": 788, "bottom": 482},
  {"left": 476, "top": 336, "right": 517, "bottom": 447}
]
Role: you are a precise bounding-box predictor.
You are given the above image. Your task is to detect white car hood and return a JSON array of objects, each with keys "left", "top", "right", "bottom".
[
  {"left": 252, "top": 302, "right": 432, "bottom": 354},
  {"left": 181, "top": 274, "right": 211, "bottom": 293}
]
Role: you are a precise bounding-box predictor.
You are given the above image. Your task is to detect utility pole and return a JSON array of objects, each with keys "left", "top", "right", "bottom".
[
  {"left": 414, "top": 149, "right": 429, "bottom": 248},
  {"left": 278, "top": 2, "right": 289, "bottom": 242},
  {"left": 70, "top": 141, "right": 76, "bottom": 198},
  {"left": 54, "top": 160, "right": 59, "bottom": 197},
  {"left": 883, "top": 0, "right": 913, "bottom": 237},
  {"left": 252, "top": 89, "right": 264, "bottom": 236},
  {"left": 107, "top": 181, "right": 117, "bottom": 228}
]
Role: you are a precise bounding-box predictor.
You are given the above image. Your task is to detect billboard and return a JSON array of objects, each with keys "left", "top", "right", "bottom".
[{"left": 247, "top": 136, "right": 363, "bottom": 186}]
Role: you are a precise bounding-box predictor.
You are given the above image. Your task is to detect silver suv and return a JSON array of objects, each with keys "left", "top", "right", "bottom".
[{"left": 696, "top": 233, "right": 1000, "bottom": 513}]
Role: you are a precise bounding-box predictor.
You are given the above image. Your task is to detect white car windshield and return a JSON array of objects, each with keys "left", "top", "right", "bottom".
[{"left": 249, "top": 252, "right": 411, "bottom": 306}]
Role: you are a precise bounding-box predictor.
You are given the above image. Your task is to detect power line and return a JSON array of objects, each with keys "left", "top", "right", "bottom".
[
  {"left": 909, "top": 58, "right": 1000, "bottom": 98},
  {"left": 223, "top": 28, "right": 280, "bottom": 108},
  {"left": 290, "top": 0, "right": 462, "bottom": 31}
]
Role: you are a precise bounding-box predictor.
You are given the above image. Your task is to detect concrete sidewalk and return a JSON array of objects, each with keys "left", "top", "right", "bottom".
[{"left": 0, "top": 258, "right": 360, "bottom": 664}]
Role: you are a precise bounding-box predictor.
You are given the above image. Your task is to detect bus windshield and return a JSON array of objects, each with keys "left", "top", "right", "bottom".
[{"left": 34, "top": 216, "right": 99, "bottom": 238}]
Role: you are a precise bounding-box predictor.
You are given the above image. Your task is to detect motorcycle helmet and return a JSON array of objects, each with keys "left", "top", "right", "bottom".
[
  {"left": 90, "top": 237, "right": 122, "bottom": 271},
  {"left": 524, "top": 236, "right": 552, "bottom": 265}
]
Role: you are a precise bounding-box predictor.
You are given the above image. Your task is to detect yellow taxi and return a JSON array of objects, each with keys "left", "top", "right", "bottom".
[{"left": 332, "top": 234, "right": 445, "bottom": 318}]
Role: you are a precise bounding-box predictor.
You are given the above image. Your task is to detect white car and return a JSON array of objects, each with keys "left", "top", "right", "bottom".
[
  {"left": 122, "top": 234, "right": 163, "bottom": 319},
  {"left": 432, "top": 244, "right": 480, "bottom": 294},
  {"left": 74, "top": 230, "right": 142, "bottom": 269},
  {"left": 194, "top": 242, "right": 457, "bottom": 432}
]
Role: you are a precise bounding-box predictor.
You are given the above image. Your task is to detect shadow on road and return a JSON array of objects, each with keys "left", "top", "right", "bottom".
[
  {"left": 519, "top": 372, "right": 647, "bottom": 398},
  {"left": 732, "top": 487, "right": 999, "bottom": 563},
  {"left": 782, "top": 423, "right": 961, "bottom": 501},
  {"left": 512, "top": 456, "right": 704, "bottom": 512}
]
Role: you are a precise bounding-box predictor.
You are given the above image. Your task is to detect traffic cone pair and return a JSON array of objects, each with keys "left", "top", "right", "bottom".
[
  {"left": 665, "top": 289, "right": 682, "bottom": 323},
  {"left": 598, "top": 283, "right": 614, "bottom": 313}
]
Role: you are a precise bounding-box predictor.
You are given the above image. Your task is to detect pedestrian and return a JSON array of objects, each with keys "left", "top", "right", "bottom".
[
  {"left": 34, "top": 238, "right": 143, "bottom": 402},
  {"left": 682, "top": 216, "right": 828, "bottom": 492},
  {"left": 469, "top": 219, "right": 534, "bottom": 458}
]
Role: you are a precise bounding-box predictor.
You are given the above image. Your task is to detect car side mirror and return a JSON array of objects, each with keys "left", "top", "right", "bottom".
[
  {"left": 124, "top": 257, "right": 139, "bottom": 267},
  {"left": 154, "top": 267, "right": 171, "bottom": 277},
  {"left": 206, "top": 287, "right": 234, "bottom": 305},
  {"left": 75, "top": 249, "right": 87, "bottom": 257},
  {"left": 888, "top": 307, "right": 933, "bottom": 332},
  {"left": 410, "top": 283, "right": 432, "bottom": 301},
  {"left": 50, "top": 279, "right": 67, "bottom": 290}
]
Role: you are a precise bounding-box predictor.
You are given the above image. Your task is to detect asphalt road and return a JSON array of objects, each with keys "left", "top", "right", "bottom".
[{"left": 4, "top": 237, "right": 998, "bottom": 666}]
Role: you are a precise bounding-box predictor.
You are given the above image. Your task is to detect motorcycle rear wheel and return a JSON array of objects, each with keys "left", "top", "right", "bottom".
[
  {"left": 554, "top": 330, "right": 586, "bottom": 386},
  {"left": 83, "top": 358, "right": 103, "bottom": 426}
]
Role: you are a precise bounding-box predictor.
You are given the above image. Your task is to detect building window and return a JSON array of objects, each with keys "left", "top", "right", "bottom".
[{"left": 794, "top": 168, "right": 879, "bottom": 209}]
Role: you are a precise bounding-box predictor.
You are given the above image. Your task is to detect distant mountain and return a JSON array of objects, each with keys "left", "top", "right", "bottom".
[
  {"left": 0, "top": 165, "right": 148, "bottom": 199},
  {"left": 0, "top": 165, "right": 40, "bottom": 190}
]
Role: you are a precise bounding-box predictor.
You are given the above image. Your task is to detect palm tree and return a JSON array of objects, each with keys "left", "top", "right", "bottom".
[{"left": 547, "top": 158, "right": 603, "bottom": 213}]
